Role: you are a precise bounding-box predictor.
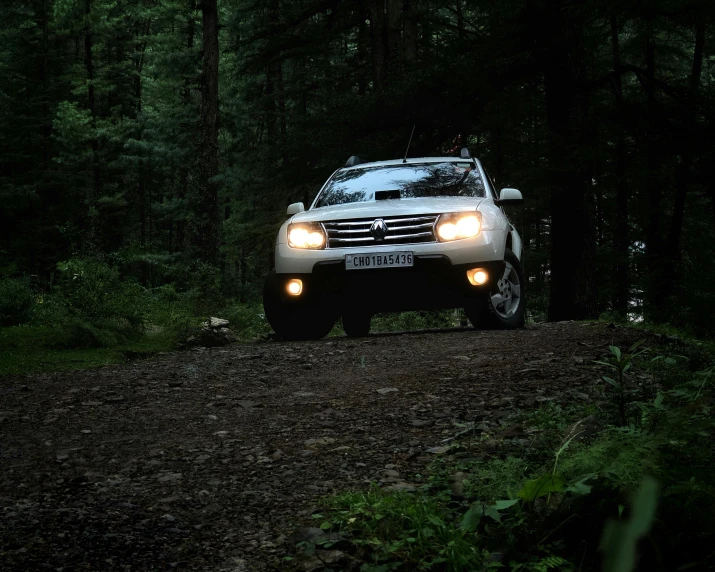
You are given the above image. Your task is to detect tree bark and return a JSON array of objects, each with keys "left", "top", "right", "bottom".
[
  {"left": 369, "top": 0, "right": 386, "bottom": 92},
  {"left": 610, "top": 15, "right": 629, "bottom": 317},
  {"left": 276, "top": 60, "right": 288, "bottom": 165},
  {"left": 403, "top": 0, "right": 417, "bottom": 64},
  {"left": 644, "top": 28, "right": 664, "bottom": 313},
  {"left": 492, "top": 101, "right": 502, "bottom": 183},
  {"left": 176, "top": 0, "right": 196, "bottom": 255},
  {"left": 386, "top": 0, "right": 401, "bottom": 72},
  {"left": 38, "top": 0, "right": 50, "bottom": 172},
  {"left": 84, "top": 0, "right": 100, "bottom": 251},
  {"left": 135, "top": 19, "right": 151, "bottom": 283},
  {"left": 542, "top": 1, "right": 597, "bottom": 322},
  {"left": 357, "top": 1, "right": 369, "bottom": 94},
  {"left": 188, "top": 0, "right": 220, "bottom": 265},
  {"left": 667, "top": 21, "right": 705, "bottom": 266}
]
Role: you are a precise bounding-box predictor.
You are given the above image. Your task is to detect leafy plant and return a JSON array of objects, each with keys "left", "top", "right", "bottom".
[
  {"left": 595, "top": 341, "right": 648, "bottom": 425},
  {"left": 600, "top": 476, "right": 659, "bottom": 572},
  {"left": 460, "top": 498, "right": 520, "bottom": 531},
  {"left": 0, "top": 277, "right": 36, "bottom": 326},
  {"left": 324, "top": 486, "right": 486, "bottom": 570}
]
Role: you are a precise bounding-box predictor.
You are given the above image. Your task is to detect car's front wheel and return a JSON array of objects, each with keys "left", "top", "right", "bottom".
[
  {"left": 465, "top": 249, "right": 525, "bottom": 330},
  {"left": 263, "top": 270, "right": 336, "bottom": 341},
  {"left": 342, "top": 311, "right": 371, "bottom": 338}
]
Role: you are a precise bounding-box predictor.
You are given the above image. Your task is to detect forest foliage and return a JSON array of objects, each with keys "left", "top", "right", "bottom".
[{"left": 1, "top": 0, "right": 714, "bottom": 345}]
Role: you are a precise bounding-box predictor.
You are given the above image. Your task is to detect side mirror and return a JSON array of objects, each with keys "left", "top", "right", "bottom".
[
  {"left": 496, "top": 188, "right": 523, "bottom": 206},
  {"left": 286, "top": 202, "right": 305, "bottom": 216}
]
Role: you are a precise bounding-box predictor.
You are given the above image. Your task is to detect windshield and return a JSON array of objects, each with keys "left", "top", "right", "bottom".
[{"left": 314, "top": 162, "right": 486, "bottom": 208}]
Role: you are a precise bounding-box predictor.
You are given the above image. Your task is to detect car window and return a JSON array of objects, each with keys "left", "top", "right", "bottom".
[{"left": 314, "top": 162, "right": 486, "bottom": 208}]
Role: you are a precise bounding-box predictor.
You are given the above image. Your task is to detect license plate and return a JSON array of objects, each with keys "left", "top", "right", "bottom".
[{"left": 345, "top": 251, "right": 414, "bottom": 270}]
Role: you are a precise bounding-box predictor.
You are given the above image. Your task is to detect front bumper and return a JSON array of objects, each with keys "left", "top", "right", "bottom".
[
  {"left": 274, "top": 230, "right": 506, "bottom": 274},
  {"left": 267, "top": 256, "right": 505, "bottom": 314}
]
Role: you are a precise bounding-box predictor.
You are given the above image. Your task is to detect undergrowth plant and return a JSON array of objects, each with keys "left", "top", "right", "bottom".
[
  {"left": 0, "top": 276, "right": 36, "bottom": 326},
  {"left": 595, "top": 340, "right": 647, "bottom": 425},
  {"left": 303, "top": 339, "right": 715, "bottom": 571}
]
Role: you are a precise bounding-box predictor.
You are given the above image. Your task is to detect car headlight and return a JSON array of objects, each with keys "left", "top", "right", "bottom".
[
  {"left": 436, "top": 212, "right": 481, "bottom": 241},
  {"left": 288, "top": 223, "right": 326, "bottom": 249}
]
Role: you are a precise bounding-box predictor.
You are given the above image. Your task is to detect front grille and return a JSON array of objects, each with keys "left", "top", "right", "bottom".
[{"left": 323, "top": 214, "right": 438, "bottom": 248}]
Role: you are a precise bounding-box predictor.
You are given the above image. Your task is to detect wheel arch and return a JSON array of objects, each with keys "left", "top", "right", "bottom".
[{"left": 506, "top": 227, "right": 522, "bottom": 260}]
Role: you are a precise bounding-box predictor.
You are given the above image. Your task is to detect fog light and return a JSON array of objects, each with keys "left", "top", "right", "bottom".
[
  {"left": 467, "top": 269, "right": 488, "bottom": 286},
  {"left": 286, "top": 279, "right": 303, "bottom": 296}
]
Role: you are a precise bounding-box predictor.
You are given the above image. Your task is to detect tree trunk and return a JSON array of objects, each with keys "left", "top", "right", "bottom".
[
  {"left": 543, "top": 1, "right": 597, "bottom": 322},
  {"left": 403, "top": 0, "right": 417, "bottom": 64},
  {"left": 456, "top": 0, "right": 464, "bottom": 43},
  {"left": 135, "top": 20, "right": 151, "bottom": 283},
  {"left": 276, "top": 60, "right": 288, "bottom": 165},
  {"left": 667, "top": 21, "right": 705, "bottom": 267},
  {"left": 176, "top": 0, "right": 196, "bottom": 255},
  {"left": 369, "top": 0, "right": 386, "bottom": 92},
  {"left": 610, "top": 15, "right": 629, "bottom": 318},
  {"left": 188, "top": 0, "right": 220, "bottom": 265},
  {"left": 644, "top": 29, "right": 665, "bottom": 313},
  {"left": 84, "top": 0, "right": 100, "bottom": 251},
  {"left": 39, "top": 0, "right": 50, "bottom": 172},
  {"left": 265, "top": 64, "right": 276, "bottom": 145},
  {"left": 139, "top": 178, "right": 146, "bottom": 248},
  {"left": 386, "top": 0, "right": 401, "bottom": 72},
  {"left": 492, "top": 101, "right": 502, "bottom": 183},
  {"left": 357, "top": 1, "right": 369, "bottom": 94}
]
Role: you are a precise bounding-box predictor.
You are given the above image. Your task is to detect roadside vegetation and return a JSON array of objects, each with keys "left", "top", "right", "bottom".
[
  {"left": 3, "top": 255, "right": 710, "bottom": 379},
  {"left": 292, "top": 341, "right": 715, "bottom": 571},
  {"left": 0, "top": 258, "right": 270, "bottom": 374},
  {"left": 0, "top": 259, "right": 464, "bottom": 375}
]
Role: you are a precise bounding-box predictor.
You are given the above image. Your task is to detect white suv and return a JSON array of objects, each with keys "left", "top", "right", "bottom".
[{"left": 263, "top": 149, "right": 525, "bottom": 340}]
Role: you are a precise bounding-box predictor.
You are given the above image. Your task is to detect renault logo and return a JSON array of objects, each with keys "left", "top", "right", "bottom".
[{"left": 370, "top": 219, "right": 388, "bottom": 241}]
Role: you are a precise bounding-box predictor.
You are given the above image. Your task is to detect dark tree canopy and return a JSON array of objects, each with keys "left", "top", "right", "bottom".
[{"left": 0, "top": 0, "right": 714, "bottom": 331}]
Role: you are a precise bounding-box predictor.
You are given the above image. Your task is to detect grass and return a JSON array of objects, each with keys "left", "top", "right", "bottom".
[{"left": 0, "top": 325, "right": 176, "bottom": 375}]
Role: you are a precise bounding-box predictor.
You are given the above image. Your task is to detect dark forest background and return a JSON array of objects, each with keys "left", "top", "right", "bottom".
[{"left": 1, "top": 0, "right": 714, "bottom": 346}]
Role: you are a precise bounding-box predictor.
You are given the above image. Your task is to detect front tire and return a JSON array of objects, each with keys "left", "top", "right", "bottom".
[
  {"left": 465, "top": 249, "right": 525, "bottom": 330},
  {"left": 263, "top": 270, "right": 336, "bottom": 341},
  {"left": 342, "top": 312, "right": 371, "bottom": 337}
]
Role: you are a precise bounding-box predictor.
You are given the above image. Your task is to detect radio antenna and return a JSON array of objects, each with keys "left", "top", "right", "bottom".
[{"left": 402, "top": 125, "right": 416, "bottom": 163}]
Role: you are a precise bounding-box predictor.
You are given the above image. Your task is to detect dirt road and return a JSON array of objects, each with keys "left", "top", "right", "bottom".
[{"left": 0, "top": 322, "right": 638, "bottom": 571}]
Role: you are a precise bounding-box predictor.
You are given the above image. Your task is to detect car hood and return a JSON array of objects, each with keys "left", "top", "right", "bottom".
[{"left": 292, "top": 196, "right": 486, "bottom": 223}]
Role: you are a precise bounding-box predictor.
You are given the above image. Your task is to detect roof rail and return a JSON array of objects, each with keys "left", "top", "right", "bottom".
[
  {"left": 459, "top": 148, "right": 471, "bottom": 159},
  {"left": 345, "top": 155, "right": 366, "bottom": 167}
]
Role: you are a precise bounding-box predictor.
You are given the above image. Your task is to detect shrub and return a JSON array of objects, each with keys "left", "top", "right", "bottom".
[
  {"left": 179, "top": 260, "right": 222, "bottom": 307},
  {"left": 64, "top": 317, "right": 121, "bottom": 348},
  {"left": 53, "top": 258, "right": 147, "bottom": 346},
  {"left": 146, "top": 285, "right": 198, "bottom": 340},
  {"left": 0, "top": 277, "right": 36, "bottom": 326},
  {"left": 221, "top": 301, "right": 271, "bottom": 340}
]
